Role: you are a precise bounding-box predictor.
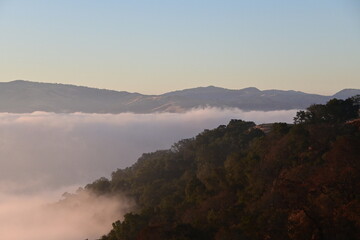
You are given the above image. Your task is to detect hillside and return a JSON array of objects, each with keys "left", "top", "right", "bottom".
[
  {"left": 0, "top": 80, "right": 359, "bottom": 113},
  {"left": 76, "top": 97, "right": 360, "bottom": 240}
]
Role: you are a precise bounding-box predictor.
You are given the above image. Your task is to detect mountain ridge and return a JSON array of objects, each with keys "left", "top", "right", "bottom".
[{"left": 0, "top": 80, "right": 358, "bottom": 113}]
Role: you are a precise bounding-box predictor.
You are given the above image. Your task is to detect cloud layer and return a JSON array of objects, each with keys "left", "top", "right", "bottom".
[
  {"left": 0, "top": 108, "right": 297, "bottom": 239},
  {"left": 0, "top": 189, "right": 132, "bottom": 240},
  {"left": 0, "top": 108, "right": 297, "bottom": 192}
]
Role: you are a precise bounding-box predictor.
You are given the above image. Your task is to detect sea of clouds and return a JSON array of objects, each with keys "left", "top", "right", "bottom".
[{"left": 0, "top": 108, "right": 298, "bottom": 240}]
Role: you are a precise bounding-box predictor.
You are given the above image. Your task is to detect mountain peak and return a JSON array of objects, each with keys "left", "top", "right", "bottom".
[
  {"left": 240, "top": 87, "right": 261, "bottom": 93},
  {"left": 333, "top": 88, "right": 360, "bottom": 98},
  {"left": 9, "top": 79, "right": 31, "bottom": 84}
]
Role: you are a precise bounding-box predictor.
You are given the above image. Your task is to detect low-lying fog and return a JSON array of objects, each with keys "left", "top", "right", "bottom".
[
  {"left": 0, "top": 189, "right": 133, "bottom": 240},
  {"left": 0, "top": 108, "right": 298, "bottom": 240}
]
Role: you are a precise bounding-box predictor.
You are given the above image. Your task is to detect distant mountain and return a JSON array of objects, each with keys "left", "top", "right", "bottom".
[
  {"left": 332, "top": 89, "right": 360, "bottom": 99},
  {"left": 0, "top": 80, "right": 358, "bottom": 113}
]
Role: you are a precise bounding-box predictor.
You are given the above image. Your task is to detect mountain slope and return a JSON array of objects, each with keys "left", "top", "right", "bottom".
[
  {"left": 0, "top": 80, "right": 144, "bottom": 113},
  {"left": 163, "top": 86, "right": 333, "bottom": 110},
  {"left": 332, "top": 88, "right": 360, "bottom": 99},
  {"left": 0, "top": 80, "right": 359, "bottom": 113},
  {"left": 83, "top": 105, "right": 360, "bottom": 239}
]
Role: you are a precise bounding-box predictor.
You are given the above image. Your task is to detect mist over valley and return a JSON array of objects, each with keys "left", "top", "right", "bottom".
[
  {"left": 0, "top": 107, "right": 298, "bottom": 239},
  {"left": 0, "top": 81, "right": 358, "bottom": 239},
  {"left": 1, "top": 0, "right": 359, "bottom": 238}
]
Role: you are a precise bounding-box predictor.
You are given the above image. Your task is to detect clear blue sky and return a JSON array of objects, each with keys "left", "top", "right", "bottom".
[{"left": 0, "top": 0, "right": 359, "bottom": 94}]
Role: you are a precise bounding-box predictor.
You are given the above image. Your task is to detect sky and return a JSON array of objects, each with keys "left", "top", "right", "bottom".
[{"left": 0, "top": 0, "right": 359, "bottom": 95}]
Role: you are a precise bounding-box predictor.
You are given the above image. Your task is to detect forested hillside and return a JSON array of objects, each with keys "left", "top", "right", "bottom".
[{"left": 82, "top": 96, "right": 360, "bottom": 240}]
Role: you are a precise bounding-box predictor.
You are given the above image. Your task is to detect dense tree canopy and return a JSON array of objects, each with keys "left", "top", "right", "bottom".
[
  {"left": 81, "top": 97, "right": 360, "bottom": 240},
  {"left": 294, "top": 96, "right": 359, "bottom": 124}
]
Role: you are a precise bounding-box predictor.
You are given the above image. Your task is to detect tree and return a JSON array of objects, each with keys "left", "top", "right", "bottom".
[{"left": 294, "top": 97, "right": 359, "bottom": 124}]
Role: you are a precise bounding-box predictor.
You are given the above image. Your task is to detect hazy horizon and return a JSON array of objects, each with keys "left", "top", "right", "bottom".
[{"left": 2, "top": 79, "right": 359, "bottom": 96}]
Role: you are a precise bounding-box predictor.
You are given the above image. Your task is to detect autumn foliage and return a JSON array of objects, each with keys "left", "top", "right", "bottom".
[{"left": 84, "top": 97, "right": 360, "bottom": 240}]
